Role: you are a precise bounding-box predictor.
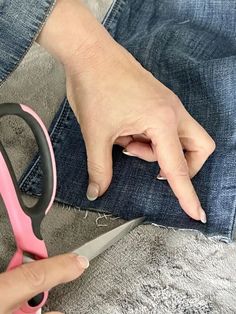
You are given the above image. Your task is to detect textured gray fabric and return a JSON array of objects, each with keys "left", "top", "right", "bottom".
[{"left": 0, "top": 0, "right": 236, "bottom": 313}]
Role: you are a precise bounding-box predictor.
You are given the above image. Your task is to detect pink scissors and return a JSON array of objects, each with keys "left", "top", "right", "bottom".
[
  {"left": 0, "top": 103, "right": 56, "bottom": 314},
  {"left": 0, "top": 102, "right": 144, "bottom": 314}
]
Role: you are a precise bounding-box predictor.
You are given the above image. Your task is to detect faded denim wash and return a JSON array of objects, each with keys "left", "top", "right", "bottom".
[
  {"left": 20, "top": 0, "right": 236, "bottom": 242},
  {"left": 0, "top": 0, "right": 56, "bottom": 86}
]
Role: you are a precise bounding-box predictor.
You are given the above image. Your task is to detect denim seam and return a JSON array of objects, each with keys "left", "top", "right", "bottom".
[
  {"left": 0, "top": 0, "right": 56, "bottom": 87},
  {"left": 102, "top": 0, "right": 118, "bottom": 25},
  {"left": 49, "top": 98, "right": 71, "bottom": 143},
  {"left": 103, "top": 0, "right": 128, "bottom": 34}
]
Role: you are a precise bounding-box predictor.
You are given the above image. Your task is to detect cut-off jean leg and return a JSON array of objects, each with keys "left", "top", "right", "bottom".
[{"left": 20, "top": 0, "right": 236, "bottom": 242}]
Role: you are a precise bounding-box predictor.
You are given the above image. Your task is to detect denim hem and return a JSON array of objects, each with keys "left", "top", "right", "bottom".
[
  {"left": 102, "top": 0, "right": 127, "bottom": 33},
  {"left": 0, "top": 0, "right": 56, "bottom": 86}
]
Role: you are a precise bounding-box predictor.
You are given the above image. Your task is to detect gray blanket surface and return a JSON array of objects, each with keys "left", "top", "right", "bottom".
[{"left": 0, "top": 1, "right": 236, "bottom": 313}]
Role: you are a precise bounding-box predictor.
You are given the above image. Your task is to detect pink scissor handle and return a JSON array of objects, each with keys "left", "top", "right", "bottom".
[{"left": 0, "top": 103, "right": 57, "bottom": 313}]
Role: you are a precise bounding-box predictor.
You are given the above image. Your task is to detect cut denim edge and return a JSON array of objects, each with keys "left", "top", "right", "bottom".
[
  {"left": 151, "top": 224, "right": 232, "bottom": 244},
  {"left": 21, "top": 187, "right": 233, "bottom": 243},
  {"left": 55, "top": 193, "right": 234, "bottom": 244}
]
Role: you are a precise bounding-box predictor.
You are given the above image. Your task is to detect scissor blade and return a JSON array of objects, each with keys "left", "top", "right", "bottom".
[{"left": 73, "top": 217, "right": 144, "bottom": 261}]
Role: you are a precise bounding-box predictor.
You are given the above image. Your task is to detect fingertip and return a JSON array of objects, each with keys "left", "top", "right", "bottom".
[
  {"left": 178, "top": 197, "right": 202, "bottom": 222},
  {"left": 85, "top": 136, "right": 113, "bottom": 199},
  {"left": 123, "top": 149, "right": 137, "bottom": 157},
  {"left": 157, "top": 174, "right": 167, "bottom": 180},
  {"left": 157, "top": 170, "right": 166, "bottom": 180},
  {"left": 76, "top": 256, "right": 90, "bottom": 269},
  {"left": 124, "top": 142, "right": 156, "bottom": 162},
  {"left": 86, "top": 173, "right": 112, "bottom": 202},
  {"left": 199, "top": 208, "right": 207, "bottom": 224},
  {"left": 86, "top": 182, "right": 100, "bottom": 201},
  {"left": 86, "top": 178, "right": 112, "bottom": 201},
  {"left": 184, "top": 207, "right": 207, "bottom": 223}
]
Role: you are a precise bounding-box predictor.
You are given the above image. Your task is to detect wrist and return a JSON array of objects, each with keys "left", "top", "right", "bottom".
[{"left": 37, "top": 0, "right": 112, "bottom": 69}]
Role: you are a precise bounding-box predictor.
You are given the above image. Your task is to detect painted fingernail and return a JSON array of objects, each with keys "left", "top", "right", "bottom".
[
  {"left": 77, "top": 256, "right": 90, "bottom": 269},
  {"left": 200, "top": 208, "right": 207, "bottom": 224},
  {"left": 86, "top": 182, "right": 99, "bottom": 201},
  {"left": 157, "top": 174, "right": 167, "bottom": 180},
  {"left": 122, "top": 149, "right": 137, "bottom": 157}
]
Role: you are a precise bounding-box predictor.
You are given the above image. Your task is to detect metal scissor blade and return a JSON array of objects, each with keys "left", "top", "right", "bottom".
[{"left": 73, "top": 217, "right": 145, "bottom": 261}]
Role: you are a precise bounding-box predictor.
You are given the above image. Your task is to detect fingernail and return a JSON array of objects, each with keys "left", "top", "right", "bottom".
[
  {"left": 122, "top": 149, "right": 137, "bottom": 157},
  {"left": 77, "top": 256, "right": 89, "bottom": 269},
  {"left": 157, "top": 174, "right": 167, "bottom": 180},
  {"left": 200, "top": 208, "right": 207, "bottom": 224},
  {"left": 86, "top": 182, "right": 99, "bottom": 201}
]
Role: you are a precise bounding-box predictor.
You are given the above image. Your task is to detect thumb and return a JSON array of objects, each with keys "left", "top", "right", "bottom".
[
  {"left": 85, "top": 134, "right": 113, "bottom": 201},
  {"left": 0, "top": 254, "right": 89, "bottom": 313}
]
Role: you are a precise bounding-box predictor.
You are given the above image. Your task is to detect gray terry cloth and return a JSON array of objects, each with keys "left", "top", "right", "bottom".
[{"left": 0, "top": 0, "right": 236, "bottom": 313}]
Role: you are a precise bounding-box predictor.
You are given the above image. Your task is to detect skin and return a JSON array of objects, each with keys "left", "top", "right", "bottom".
[
  {"left": 0, "top": 254, "right": 89, "bottom": 313},
  {"left": 1, "top": 0, "right": 215, "bottom": 311}
]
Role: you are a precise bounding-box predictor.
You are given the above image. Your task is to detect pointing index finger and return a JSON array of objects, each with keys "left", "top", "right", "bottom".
[{"left": 147, "top": 127, "right": 206, "bottom": 222}]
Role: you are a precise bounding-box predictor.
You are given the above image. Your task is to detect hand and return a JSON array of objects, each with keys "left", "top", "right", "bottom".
[
  {"left": 0, "top": 253, "right": 89, "bottom": 314},
  {"left": 66, "top": 44, "right": 215, "bottom": 223},
  {"left": 37, "top": 0, "right": 215, "bottom": 222}
]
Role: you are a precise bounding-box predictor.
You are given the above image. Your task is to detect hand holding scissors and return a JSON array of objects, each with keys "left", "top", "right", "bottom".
[
  {"left": 0, "top": 253, "right": 89, "bottom": 314},
  {"left": 0, "top": 102, "right": 57, "bottom": 313},
  {"left": 0, "top": 103, "right": 144, "bottom": 313}
]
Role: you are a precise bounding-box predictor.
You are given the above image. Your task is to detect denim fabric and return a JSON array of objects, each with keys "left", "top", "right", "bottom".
[
  {"left": 20, "top": 0, "right": 236, "bottom": 241},
  {"left": 0, "top": 0, "right": 56, "bottom": 85}
]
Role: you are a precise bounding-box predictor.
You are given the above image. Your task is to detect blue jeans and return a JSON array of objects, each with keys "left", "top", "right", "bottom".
[
  {"left": 20, "top": 0, "right": 236, "bottom": 242},
  {"left": 0, "top": 0, "right": 55, "bottom": 86}
]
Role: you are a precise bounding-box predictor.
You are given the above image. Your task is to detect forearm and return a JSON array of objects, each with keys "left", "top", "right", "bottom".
[{"left": 37, "top": 0, "right": 116, "bottom": 73}]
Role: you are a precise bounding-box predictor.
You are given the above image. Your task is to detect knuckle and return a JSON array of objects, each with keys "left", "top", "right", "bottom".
[
  {"left": 207, "top": 138, "right": 216, "bottom": 154},
  {"left": 87, "top": 160, "right": 106, "bottom": 176},
  {"left": 159, "top": 104, "right": 177, "bottom": 122},
  {"left": 145, "top": 107, "right": 177, "bottom": 140},
  {"left": 169, "top": 93, "right": 182, "bottom": 105},
  {"left": 20, "top": 263, "right": 45, "bottom": 289},
  {"left": 59, "top": 254, "right": 82, "bottom": 281},
  {"left": 167, "top": 92, "right": 182, "bottom": 109},
  {"left": 201, "top": 137, "right": 216, "bottom": 158},
  {"left": 154, "top": 104, "right": 178, "bottom": 132},
  {"left": 60, "top": 254, "right": 76, "bottom": 270},
  {"left": 165, "top": 157, "right": 188, "bottom": 178}
]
